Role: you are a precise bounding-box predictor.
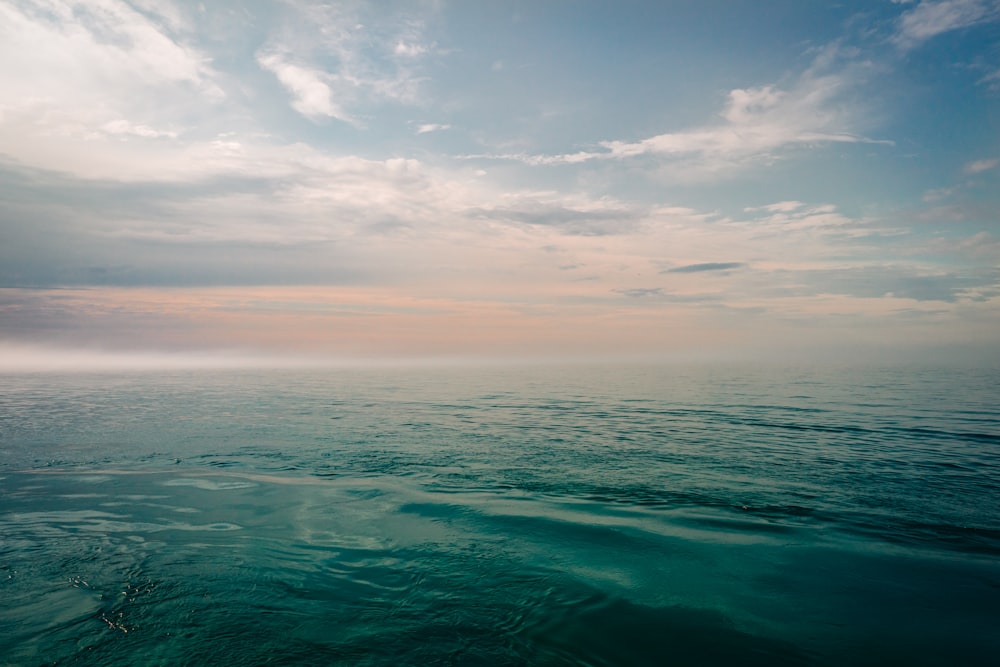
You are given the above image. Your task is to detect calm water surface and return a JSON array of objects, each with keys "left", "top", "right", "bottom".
[{"left": 1, "top": 363, "right": 998, "bottom": 665}]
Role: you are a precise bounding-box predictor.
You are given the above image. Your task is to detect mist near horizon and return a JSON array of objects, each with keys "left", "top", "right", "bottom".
[{"left": 3, "top": 339, "right": 998, "bottom": 373}]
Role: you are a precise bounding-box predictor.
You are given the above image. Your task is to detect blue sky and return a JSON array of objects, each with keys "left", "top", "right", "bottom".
[{"left": 0, "top": 0, "right": 998, "bottom": 365}]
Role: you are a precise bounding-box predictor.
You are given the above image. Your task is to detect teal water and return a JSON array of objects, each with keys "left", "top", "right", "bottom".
[{"left": 1, "top": 364, "right": 998, "bottom": 665}]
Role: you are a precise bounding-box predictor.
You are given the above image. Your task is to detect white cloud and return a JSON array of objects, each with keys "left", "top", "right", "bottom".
[
  {"left": 979, "top": 67, "right": 1000, "bottom": 90},
  {"left": 464, "top": 191, "right": 645, "bottom": 236},
  {"left": 600, "top": 73, "right": 880, "bottom": 165},
  {"left": 101, "top": 119, "right": 178, "bottom": 139},
  {"left": 745, "top": 201, "right": 805, "bottom": 213},
  {"left": 126, "top": 0, "right": 193, "bottom": 34},
  {"left": 740, "top": 202, "right": 857, "bottom": 235},
  {"left": 894, "top": 0, "right": 1000, "bottom": 49},
  {"left": 0, "top": 0, "right": 216, "bottom": 90},
  {"left": 394, "top": 41, "right": 428, "bottom": 58},
  {"left": 923, "top": 186, "right": 958, "bottom": 202},
  {"left": 470, "top": 51, "right": 884, "bottom": 180},
  {"left": 0, "top": 0, "right": 221, "bottom": 159},
  {"left": 255, "top": 1, "right": 436, "bottom": 121},
  {"left": 256, "top": 51, "right": 352, "bottom": 123},
  {"left": 964, "top": 157, "right": 999, "bottom": 173},
  {"left": 416, "top": 123, "right": 451, "bottom": 134}
]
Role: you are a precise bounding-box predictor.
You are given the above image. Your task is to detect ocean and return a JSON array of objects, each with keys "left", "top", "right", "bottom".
[{"left": 1, "top": 363, "right": 998, "bottom": 665}]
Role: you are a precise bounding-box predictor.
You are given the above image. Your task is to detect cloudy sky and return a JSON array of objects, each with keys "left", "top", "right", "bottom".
[{"left": 1, "top": 0, "right": 998, "bottom": 365}]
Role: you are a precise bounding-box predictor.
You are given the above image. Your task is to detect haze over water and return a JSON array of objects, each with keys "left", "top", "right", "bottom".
[{"left": 2, "top": 363, "right": 998, "bottom": 665}]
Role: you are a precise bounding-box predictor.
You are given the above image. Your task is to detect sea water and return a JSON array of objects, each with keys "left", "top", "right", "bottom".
[{"left": 1, "top": 363, "right": 998, "bottom": 665}]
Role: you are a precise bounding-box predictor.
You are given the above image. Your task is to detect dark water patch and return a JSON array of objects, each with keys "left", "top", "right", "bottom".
[
  {"left": 890, "top": 425, "right": 1000, "bottom": 444},
  {"left": 837, "top": 512, "right": 1000, "bottom": 557},
  {"left": 667, "top": 513, "right": 802, "bottom": 538},
  {"left": 526, "top": 595, "right": 813, "bottom": 667},
  {"left": 577, "top": 485, "right": 723, "bottom": 509}
]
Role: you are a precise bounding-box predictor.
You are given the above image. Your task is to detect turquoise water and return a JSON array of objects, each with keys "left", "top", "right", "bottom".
[{"left": 1, "top": 363, "right": 998, "bottom": 665}]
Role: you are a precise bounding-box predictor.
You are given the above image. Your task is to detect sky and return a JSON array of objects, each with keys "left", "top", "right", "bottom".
[{"left": 1, "top": 0, "right": 999, "bottom": 367}]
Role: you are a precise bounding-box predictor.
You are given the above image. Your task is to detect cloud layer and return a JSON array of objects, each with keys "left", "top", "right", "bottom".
[{"left": 0, "top": 0, "right": 998, "bottom": 363}]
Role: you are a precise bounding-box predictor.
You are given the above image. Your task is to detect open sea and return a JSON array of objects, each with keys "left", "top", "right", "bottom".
[{"left": 1, "top": 363, "right": 998, "bottom": 666}]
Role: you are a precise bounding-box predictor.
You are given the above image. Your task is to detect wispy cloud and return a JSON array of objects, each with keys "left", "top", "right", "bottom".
[
  {"left": 468, "top": 48, "right": 885, "bottom": 180},
  {"left": 979, "top": 67, "right": 1000, "bottom": 90},
  {"left": 0, "top": 0, "right": 218, "bottom": 94},
  {"left": 416, "top": 123, "right": 451, "bottom": 134},
  {"left": 665, "top": 262, "right": 745, "bottom": 274},
  {"left": 256, "top": 1, "right": 436, "bottom": 122},
  {"left": 101, "top": 119, "right": 179, "bottom": 140},
  {"left": 614, "top": 288, "right": 665, "bottom": 298},
  {"left": 0, "top": 0, "right": 223, "bottom": 171},
  {"left": 600, "top": 77, "right": 871, "bottom": 161},
  {"left": 257, "top": 51, "right": 353, "bottom": 123},
  {"left": 745, "top": 201, "right": 806, "bottom": 213},
  {"left": 893, "top": 0, "right": 1000, "bottom": 49},
  {"left": 394, "top": 41, "right": 428, "bottom": 58},
  {"left": 923, "top": 186, "right": 958, "bottom": 202},
  {"left": 465, "top": 193, "right": 644, "bottom": 236},
  {"left": 964, "top": 157, "right": 999, "bottom": 173}
]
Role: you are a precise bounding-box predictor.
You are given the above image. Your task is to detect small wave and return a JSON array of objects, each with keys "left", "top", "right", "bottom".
[
  {"left": 161, "top": 478, "right": 257, "bottom": 491},
  {"left": 840, "top": 513, "right": 1000, "bottom": 557}
]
